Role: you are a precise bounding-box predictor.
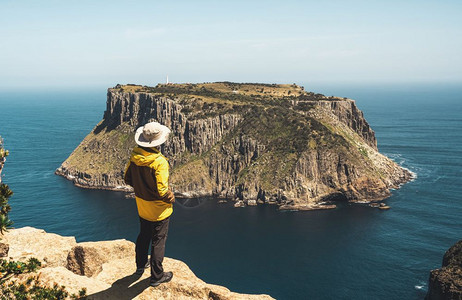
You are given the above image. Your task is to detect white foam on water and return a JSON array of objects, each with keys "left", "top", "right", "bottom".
[
  {"left": 354, "top": 200, "right": 371, "bottom": 204},
  {"left": 383, "top": 152, "right": 418, "bottom": 182},
  {"left": 403, "top": 166, "right": 418, "bottom": 181},
  {"left": 414, "top": 281, "right": 427, "bottom": 291}
]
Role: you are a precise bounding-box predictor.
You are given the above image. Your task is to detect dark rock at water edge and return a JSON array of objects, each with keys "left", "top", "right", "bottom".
[{"left": 426, "top": 240, "right": 462, "bottom": 300}]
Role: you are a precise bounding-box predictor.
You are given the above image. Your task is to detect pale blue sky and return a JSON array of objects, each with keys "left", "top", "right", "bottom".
[{"left": 1, "top": 0, "right": 461, "bottom": 88}]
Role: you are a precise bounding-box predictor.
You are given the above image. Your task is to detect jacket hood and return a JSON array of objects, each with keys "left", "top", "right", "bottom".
[{"left": 130, "top": 146, "right": 162, "bottom": 166}]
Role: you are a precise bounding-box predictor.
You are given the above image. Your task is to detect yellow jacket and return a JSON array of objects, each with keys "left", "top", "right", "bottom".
[{"left": 124, "top": 147, "right": 173, "bottom": 221}]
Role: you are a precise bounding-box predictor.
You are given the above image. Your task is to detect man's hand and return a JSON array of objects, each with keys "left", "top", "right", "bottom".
[
  {"left": 161, "top": 188, "right": 175, "bottom": 203},
  {"left": 165, "top": 191, "right": 175, "bottom": 203}
]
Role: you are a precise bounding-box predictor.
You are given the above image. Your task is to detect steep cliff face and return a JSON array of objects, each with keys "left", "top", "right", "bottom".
[
  {"left": 56, "top": 82, "right": 412, "bottom": 209},
  {"left": 426, "top": 240, "right": 462, "bottom": 300}
]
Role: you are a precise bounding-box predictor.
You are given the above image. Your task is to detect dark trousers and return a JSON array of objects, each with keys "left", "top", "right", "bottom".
[{"left": 135, "top": 216, "right": 170, "bottom": 281}]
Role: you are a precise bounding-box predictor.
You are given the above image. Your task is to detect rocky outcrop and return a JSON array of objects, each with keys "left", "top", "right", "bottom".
[
  {"left": 56, "top": 82, "right": 412, "bottom": 209},
  {"left": 4, "top": 226, "right": 77, "bottom": 267},
  {"left": 67, "top": 240, "right": 135, "bottom": 277},
  {"left": 2, "top": 227, "right": 273, "bottom": 299},
  {"left": 426, "top": 240, "right": 462, "bottom": 300}
]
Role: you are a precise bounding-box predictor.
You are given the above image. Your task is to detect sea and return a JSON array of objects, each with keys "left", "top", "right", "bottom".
[{"left": 0, "top": 83, "right": 461, "bottom": 299}]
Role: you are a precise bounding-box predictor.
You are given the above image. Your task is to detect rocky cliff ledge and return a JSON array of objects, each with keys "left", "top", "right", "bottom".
[
  {"left": 1, "top": 227, "right": 273, "bottom": 300},
  {"left": 426, "top": 240, "right": 462, "bottom": 300},
  {"left": 56, "top": 82, "right": 412, "bottom": 209}
]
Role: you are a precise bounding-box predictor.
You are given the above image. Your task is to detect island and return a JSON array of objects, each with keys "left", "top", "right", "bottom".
[{"left": 56, "top": 82, "right": 412, "bottom": 210}]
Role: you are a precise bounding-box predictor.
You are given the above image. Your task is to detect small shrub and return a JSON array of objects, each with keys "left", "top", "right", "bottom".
[{"left": 0, "top": 258, "right": 87, "bottom": 299}]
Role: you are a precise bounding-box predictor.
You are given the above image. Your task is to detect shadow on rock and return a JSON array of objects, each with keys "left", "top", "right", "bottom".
[{"left": 87, "top": 273, "right": 150, "bottom": 299}]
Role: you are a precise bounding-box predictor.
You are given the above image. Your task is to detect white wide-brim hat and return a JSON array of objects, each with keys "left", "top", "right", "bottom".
[{"left": 134, "top": 122, "right": 171, "bottom": 147}]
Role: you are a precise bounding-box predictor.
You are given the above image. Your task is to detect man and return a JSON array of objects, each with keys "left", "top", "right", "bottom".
[{"left": 124, "top": 121, "right": 175, "bottom": 287}]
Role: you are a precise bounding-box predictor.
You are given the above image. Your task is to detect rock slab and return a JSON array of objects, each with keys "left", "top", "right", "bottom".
[{"left": 3, "top": 227, "right": 274, "bottom": 300}]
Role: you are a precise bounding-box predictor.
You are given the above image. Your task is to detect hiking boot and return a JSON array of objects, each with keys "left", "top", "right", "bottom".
[
  {"left": 134, "top": 262, "right": 150, "bottom": 275},
  {"left": 150, "top": 271, "right": 173, "bottom": 287}
]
